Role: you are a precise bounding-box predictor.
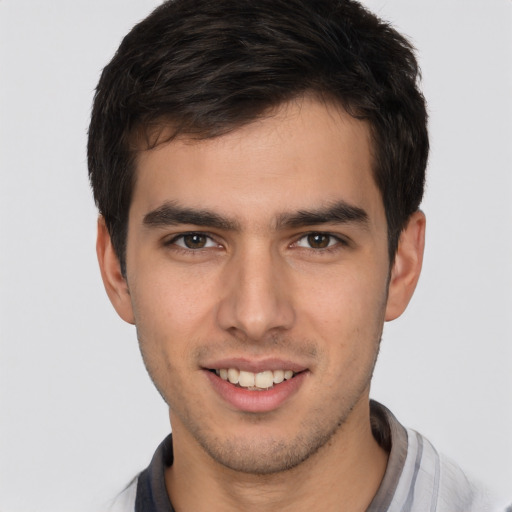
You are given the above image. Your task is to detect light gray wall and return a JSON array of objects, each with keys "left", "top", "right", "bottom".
[{"left": 1, "top": 1, "right": 510, "bottom": 510}]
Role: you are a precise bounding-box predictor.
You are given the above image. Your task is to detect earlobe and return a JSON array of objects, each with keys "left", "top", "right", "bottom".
[
  {"left": 385, "top": 210, "right": 426, "bottom": 322},
  {"left": 96, "top": 216, "right": 135, "bottom": 325}
]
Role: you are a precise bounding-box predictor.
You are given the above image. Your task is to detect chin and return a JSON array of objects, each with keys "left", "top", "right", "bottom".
[{"left": 192, "top": 414, "right": 346, "bottom": 475}]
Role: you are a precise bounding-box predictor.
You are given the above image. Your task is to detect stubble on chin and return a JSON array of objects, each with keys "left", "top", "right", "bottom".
[
  {"left": 188, "top": 412, "right": 351, "bottom": 475},
  {"left": 140, "top": 325, "right": 384, "bottom": 477}
]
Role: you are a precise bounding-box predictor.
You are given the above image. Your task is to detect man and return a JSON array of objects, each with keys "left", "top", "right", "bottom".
[{"left": 87, "top": 0, "right": 502, "bottom": 510}]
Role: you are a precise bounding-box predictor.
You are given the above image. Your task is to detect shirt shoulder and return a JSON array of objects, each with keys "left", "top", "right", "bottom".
[
  {"left": 368, "top": 402, "right": 507, "bottom": 512},
  {"left": 107, "top": 477, "right": 137, "bottom": 512},
  {"left": 107, "top": 434, "right": 174, "bottom": 512},
  {"left": 389, "top": 427, "right": 502, "bottom": 512}
]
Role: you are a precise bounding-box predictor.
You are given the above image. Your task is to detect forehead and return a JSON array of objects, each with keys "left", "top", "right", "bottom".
[{"left": 131, "top": 97, "right": 383, "bottom": 228}]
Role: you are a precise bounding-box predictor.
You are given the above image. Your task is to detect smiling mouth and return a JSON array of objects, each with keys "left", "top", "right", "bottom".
[{"left": 211, "top": 368, "right": 297, "bottom": 391}]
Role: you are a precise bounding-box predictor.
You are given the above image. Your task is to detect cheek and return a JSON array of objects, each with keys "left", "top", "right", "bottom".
[
  {"left": 127, "top": 274, "right": 217, "bottom": 392},
  {"left": 297, "top": 262, "right": 388, "bottom": 321},
  {"left": 129, "top": 271, "right": 215, "bottom": 403},
  {"left": 296, "top": 266, "right": 387, "bottom": 361},
  {"left": 130, "top": 262, "right": 219, "bottom": 332}
]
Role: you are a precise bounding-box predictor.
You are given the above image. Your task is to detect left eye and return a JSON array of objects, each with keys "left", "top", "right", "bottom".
[
  {"left": 172, "top": 233, "right": 218, "bottom": 249},
  {"left": 295, "top": 233, "right": 338, "bottom": 249}
]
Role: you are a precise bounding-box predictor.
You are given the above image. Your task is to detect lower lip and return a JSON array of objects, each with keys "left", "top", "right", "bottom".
[{"left": 204, "top": 370, "right": 308, "bottom": 413}]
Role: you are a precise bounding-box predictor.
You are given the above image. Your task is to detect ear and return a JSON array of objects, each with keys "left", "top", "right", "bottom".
[
  {"left": 385, "top": 210, "right": 426, "bottom": 321},
  {"left": 96, "top": 216, "right": 135, "bottom": 324}
]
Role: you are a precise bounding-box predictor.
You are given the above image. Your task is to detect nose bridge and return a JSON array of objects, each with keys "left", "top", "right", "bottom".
[{"left": 216, "top": 239, "right": 295, "bottom": 340}]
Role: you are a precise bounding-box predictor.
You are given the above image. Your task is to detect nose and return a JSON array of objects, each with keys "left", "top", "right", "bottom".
[{"left": 216, "top": 242, "right": 295, "bottom": 341}]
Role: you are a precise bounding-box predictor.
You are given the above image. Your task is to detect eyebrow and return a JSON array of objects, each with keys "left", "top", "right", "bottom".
[
  {"left": 143, "top": 201, "right": 240, "bottom": 231},
  {"left": 143, "top": 200, "right": 369, "bottom": 231},
  {"left": 275, "top": 201, "right": 369, "bottom": 230}
]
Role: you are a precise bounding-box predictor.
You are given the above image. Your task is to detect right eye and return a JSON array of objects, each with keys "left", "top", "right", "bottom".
[{"left": 171, "top": 233, "right": 218, "bottom": 250}]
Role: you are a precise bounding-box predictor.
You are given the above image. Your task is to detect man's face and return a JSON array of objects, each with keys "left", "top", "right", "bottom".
[{"left": 122, "top": 97, "right": 394, "bottom": 473}]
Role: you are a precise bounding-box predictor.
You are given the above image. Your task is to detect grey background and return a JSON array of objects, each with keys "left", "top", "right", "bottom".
[{"left": 1, "top": 1, "right": 511, "bottom": 510}]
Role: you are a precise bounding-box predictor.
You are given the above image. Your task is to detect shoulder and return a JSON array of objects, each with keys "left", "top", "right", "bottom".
[
  {"left": 370, "top": 402, "right": 507, "bottom": 512},
  {"left": 393, "top": 428, "right": 503, "bottom": 512},
  {"left": 107, "top": 434, "right": 174, "bottom": 512},
  {"left": 107, "top": 477, "right": 137, "bottom": 512}
]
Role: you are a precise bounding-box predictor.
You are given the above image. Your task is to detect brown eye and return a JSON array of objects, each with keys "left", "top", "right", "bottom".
[
  {"left": 182, "top": 234, "right": 208, "bottom": 249},
  {"left": 170, "top": 233, "right": 217, "bottom": 250},
  {"left": 307, "top": 233, "right": 331, "bottom": 248}
]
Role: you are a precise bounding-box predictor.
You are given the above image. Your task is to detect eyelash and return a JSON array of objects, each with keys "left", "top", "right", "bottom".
[
  {"left": 164, "top": 231, "right": 349, "bottom": 253},
  {"left": 164, "top": 232, "right": 220, "bottom": 252},
  {"left": 293, "top": 232, "right": 349, "bottom": 252}
]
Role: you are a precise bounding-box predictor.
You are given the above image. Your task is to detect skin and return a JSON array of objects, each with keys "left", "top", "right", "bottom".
[{"left": 98, "top": 97, "right": 425, "bottom": 511}]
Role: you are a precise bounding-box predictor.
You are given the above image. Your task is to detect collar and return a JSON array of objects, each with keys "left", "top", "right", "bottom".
[{"left": 135, "top": 400, "right": 408, "bottom": 512}]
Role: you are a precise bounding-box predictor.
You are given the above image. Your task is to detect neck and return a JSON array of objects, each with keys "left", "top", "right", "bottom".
[{"left": 165, "top": 399, "right": 389, "bottom": 512}]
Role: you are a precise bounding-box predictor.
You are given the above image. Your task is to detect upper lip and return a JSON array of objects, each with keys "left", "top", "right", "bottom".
[{"left": 202, "top": 357, "right": 308, "bottom": 374}]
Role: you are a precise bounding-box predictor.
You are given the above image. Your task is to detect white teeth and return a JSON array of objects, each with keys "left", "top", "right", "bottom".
[
  {"left": 227, "top": 368, "right": 240, "bottom": 384},
  {"left": 238, "top": 370, "right": 255, "bottom": 387},
  {"left": 273, "top": 369, "right": 284, "bottom": 384},
  {"left": 215, "top": 368, "right": 296, "bottom": 389},
  {"left": 255, "top": 370, "right": 274, "bottom": 389}
]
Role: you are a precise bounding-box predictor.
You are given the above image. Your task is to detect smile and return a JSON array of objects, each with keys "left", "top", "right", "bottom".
[
  {"left": 205, "top": 364, "right": 308, "bottom": 412},
  {"left": 214, "top": 368, "right": 296, "bottom": 390}
]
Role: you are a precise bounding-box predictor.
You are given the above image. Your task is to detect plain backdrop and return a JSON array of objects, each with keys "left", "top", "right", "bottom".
[{"left": 1, "top": 1, "right": 511, "bottom": 510}]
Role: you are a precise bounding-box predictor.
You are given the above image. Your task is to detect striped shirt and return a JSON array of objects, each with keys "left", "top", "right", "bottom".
[{"left": 109, "top": 401, "right": 506, "bottom": 511}]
